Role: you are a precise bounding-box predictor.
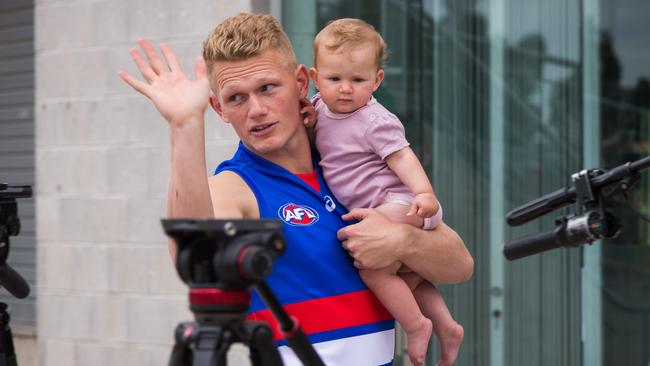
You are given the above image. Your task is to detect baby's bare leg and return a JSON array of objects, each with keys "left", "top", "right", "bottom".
[
  {"left": 374, "top": 201, "right": 463, "bottom": 365},
  {"left": 369, "top": 203, "right": 431, "bottom": 365},
  {"left": 412, "top": 280, "right": 464, "bottom": 366},
  {"left": 360, "top": 264, "right": 432, "bottom": 366}
]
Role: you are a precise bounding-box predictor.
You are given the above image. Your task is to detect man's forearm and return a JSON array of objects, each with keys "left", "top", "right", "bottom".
[
  {"left": 167, "top": 118, "right": 214, "bottom": 219},
  {"left": 166, "top": 118, "right": 214, "bottom": 262},
  {"left": 399, "top": 222, "right": 474, "bottom": 285}
]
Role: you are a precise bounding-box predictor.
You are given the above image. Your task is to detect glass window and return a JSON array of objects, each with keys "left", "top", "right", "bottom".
[
  {"left": 283, "top": 0, "right": 650, "bottom": 364},
  {"left": 599, "top": 0, "right": 650, "bottom": 364}
]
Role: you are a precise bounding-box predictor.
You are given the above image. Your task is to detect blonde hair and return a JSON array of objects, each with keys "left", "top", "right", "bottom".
[
  {"left": 313, "top": 18, "right": 388, "bottom": 69},
  {"left": 202, "top": 13, "right": 296, "bottom": 86}
]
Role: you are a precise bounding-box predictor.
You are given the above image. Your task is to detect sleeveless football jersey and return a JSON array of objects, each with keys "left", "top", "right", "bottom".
[{"left": 215, "top": 142, "right": 395, "bottom": 366}]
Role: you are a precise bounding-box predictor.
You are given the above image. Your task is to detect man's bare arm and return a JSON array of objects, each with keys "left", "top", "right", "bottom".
[
  {"left": 399, "top": 221, "right": 473, "bottom": 284},
  {"left": 119, "top": 40, "right": 247, "bottom": 260},
  {"left": 337, "top": 208, "right": 473, "bottom": 284}
]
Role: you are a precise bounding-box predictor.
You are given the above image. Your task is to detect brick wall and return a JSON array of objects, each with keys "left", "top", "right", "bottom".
[{"left": 32, "top": 1, "right": 259, "bottom": 365}]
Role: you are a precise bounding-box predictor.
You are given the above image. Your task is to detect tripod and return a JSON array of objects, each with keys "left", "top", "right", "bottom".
[
  {"left": 167, "top": 283, "right": 282, "bottom": 366},
  {"left": 168, "top": 283, "right": 324, "bottom": 366},
  {"left": 0, "top": 183, "right": 32, "bottom": 366},
  {"left": 163, "top": 219, "right": 326, "bottom": 366},
  {"left": 0, "top": 303, "right": 17, "bottom": 366}
]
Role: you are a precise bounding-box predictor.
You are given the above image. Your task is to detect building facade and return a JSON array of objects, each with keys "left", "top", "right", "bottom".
[{"left": 0, "top": 0, "right": 648, "bottom": 365}]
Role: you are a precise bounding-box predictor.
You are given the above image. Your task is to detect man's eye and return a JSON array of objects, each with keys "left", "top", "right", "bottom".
[
  {"left": 228, "top": 94, "right": 243, "bottom": 103},
  {"left": 260, "top": 84, "right": 275, "bottom": 93}
]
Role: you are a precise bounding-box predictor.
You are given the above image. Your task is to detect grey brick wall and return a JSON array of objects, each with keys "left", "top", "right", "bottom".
[{"left": 32, "top": 1, "right": 256, "bottom": 365}]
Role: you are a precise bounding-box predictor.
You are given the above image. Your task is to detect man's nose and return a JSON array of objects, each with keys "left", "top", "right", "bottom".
[{"left": 249, "top": 95, "right": 268, "bottom": 117}]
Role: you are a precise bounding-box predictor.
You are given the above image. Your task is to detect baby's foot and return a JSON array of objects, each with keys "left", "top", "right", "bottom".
[
  {"left": 406, "top": 317, "right": 433, "bottom": 366},
  {"left": 436, "top": 321, "right": 464, "bottom": 366}
]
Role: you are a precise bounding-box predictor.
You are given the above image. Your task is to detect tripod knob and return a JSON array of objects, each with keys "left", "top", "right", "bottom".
[
  {"left": 238, "top": 246, "right": 274, "bottom": 282},
  {"left": 6, "top": 215, "right": 20, "bottom": 237}
]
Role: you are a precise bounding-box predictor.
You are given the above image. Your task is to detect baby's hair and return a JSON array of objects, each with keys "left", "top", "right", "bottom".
[
  {"left": 203, "top": 13, "right": 296, "bottom": 90},
  {"left": 313, "top": 18, "right": 388, "bottom": 69}
]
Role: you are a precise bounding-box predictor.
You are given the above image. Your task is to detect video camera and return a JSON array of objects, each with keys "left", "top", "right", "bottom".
[
  {"left": 162, "top": 219, "right": 325, "bottom": 366},
  {"left": 503, "top": 156, "right": 650, "bottom": 260}
]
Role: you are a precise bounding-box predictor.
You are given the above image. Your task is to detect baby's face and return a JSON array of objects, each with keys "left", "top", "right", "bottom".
[{"left": 310, "top": 44, "right": 384, "bottom": 114}]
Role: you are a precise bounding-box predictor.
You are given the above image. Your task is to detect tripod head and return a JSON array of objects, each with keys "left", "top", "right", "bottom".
[
  {"left": 162, "top": 219, "right": 325, "bottom": 366},
  {"left": 163, "top": 219, "right": 285, "bottom": 322},
  {"left": 0, "top": 184, "right": 31, "bottom": 299},
  {"left": 503, "top": 156, "right": 650, "bottom": 260}
]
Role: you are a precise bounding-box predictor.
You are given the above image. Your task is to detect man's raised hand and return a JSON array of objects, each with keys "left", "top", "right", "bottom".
[{"left": 118, "top": 39, "right": 210, "bottom": 127}]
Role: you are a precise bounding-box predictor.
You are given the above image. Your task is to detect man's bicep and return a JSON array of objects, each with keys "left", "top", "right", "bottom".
[{"left": 208, "top": 171, "right": 259, "bottom": 219}]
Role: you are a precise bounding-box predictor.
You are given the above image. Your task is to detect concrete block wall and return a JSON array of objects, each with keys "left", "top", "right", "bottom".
[{"left": 32, "top": 1, "right": 266, "bottom": 365}]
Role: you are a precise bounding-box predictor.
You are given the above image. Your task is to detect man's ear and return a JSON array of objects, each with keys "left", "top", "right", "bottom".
[
  {"left": 295, "top": 64, "right": 310, "bottom": 99},
  {"left": 373, "top": 69, "right": 385, "bottom": 92},
  {"left": 209, "top": 93, "right": 229, "bottom": 123},
  {"left": 308, "top": 67, "right": 319, "bottom": 90}
]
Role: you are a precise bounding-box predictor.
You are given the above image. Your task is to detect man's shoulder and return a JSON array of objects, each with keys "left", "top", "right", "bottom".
[{"left": 209, "top": 171, "right": 259, "bottom": 219}]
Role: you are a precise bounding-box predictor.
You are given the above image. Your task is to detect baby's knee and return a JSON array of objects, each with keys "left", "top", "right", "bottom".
[{"left": 400, "top": 272, "right": 425, "bottom": 291}]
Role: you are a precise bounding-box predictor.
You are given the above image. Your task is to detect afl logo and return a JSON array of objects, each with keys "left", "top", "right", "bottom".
[{"left": 278, "top": 203, "right": 319, "bottom": 226}]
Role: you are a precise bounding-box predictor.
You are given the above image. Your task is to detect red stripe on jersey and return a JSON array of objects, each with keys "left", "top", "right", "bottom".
[
  {"left": 295, "top": 171, "right": 321, "bottom": 192},
  {"left": 247, "top": 289, "right": 391, "bottom": 340}
]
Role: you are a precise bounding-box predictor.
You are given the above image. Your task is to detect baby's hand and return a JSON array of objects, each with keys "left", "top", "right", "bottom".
[
  {"left": 407, "top": 193, "right": 439, "bottom": 218},
  {"left": 300, "top": 97, "right": 317, "bottom": 128}
]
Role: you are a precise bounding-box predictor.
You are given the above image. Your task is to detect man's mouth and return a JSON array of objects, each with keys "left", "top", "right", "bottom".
[{"left": 250, "top": 122, "right": 276, "bottom": 133}]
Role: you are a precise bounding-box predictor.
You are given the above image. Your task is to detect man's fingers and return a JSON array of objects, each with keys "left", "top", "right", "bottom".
[
  {"left": 337, "top": 227, "right": 349, "bottom": 241},
  {"left": 118, "top": 70, "right": 151, "bottom": 96},
  {"left": 138, "top": 39, "right": 168, "bottom": 75},
  {"left": 341, "top": 208, "right": 371, "bottom": 222},
  {"left": 129, "top": 48, "right": 157, "bottom": 83},
  {"left": 159, "top": 43, "right": 183, "bottom": 73},
  {"left": 194, "top": 56, "right": 207, "bottom": 81}
]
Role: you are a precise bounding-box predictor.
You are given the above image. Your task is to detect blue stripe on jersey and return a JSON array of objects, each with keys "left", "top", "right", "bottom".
[{"left": 275, "top": 319, "right": 395, "bottom": 347}]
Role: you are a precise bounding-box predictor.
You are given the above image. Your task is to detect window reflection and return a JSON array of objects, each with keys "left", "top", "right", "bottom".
[{"left": 600, "top": 1, "right": 650, "bottom": 364}]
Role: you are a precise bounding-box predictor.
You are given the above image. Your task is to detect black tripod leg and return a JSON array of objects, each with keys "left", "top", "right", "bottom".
[
  {"left": 0, "top": 303, "right": 17, "bottom": 366},
  {"left": 247, "top": 323, "right": 283, "bottom": 366},
  {"left": 168, "top": 343, "right": 192, "bottom": 366},
  {"left": 168, "top": 322, "right": 195, "bottom": 366}
]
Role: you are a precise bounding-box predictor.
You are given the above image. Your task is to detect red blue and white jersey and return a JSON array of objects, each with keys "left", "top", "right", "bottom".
[{"left": 216, "top": 142, "right": 395, "bottom": 365}]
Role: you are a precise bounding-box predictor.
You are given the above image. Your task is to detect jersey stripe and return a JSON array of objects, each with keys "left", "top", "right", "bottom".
[
  {"left": 278, "top": 329, "right": 395, "bottom": 366},
  {"left": 247, "top": 289, "right": 392, "bottom": 340}
]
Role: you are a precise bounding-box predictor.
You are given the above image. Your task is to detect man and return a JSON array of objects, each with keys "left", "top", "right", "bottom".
[{"left": 119, "top": 13, "right": 473, "bottom": 365}]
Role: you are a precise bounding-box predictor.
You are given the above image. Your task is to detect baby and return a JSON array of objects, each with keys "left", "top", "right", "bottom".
[{"left": 308, "top": 18, "right": 464, "bottom": 366}]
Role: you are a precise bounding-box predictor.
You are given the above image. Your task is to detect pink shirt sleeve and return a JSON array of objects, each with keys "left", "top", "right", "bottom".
[{"left": 364, "top": 113, "right": 410, "bottom": 160}]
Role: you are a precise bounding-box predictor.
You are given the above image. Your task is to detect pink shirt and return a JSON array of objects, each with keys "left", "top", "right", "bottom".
[{"left": 313, "top": 95, "right": 412, "bottom": 210}]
